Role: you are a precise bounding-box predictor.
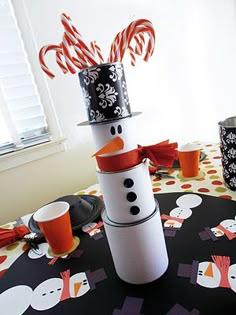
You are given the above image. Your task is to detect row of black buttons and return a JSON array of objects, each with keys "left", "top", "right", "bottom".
[{"left": 123, "top": 178, "right": 140, "bottom": 215}]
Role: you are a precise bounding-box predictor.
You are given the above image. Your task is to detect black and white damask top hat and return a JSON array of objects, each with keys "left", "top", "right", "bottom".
[{"left": 78, "top": 62, "right": 141, "bottom": 126}]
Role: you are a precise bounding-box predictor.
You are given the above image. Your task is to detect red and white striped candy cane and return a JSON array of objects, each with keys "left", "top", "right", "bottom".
[
  {"left": 61, "top": 13, "right": 97, "bottom": 66},
  {"left": 90, "top": 41, "right": 104, "bottom": 64},
  {"left": 56, "top": 50, "right": 68, "bottom": 74},
  {"left": 109, "top": 19, "right": 155, "bottom": 63},
  {"left": 39, "top": 44, "right": 63, "bottom": 79}
]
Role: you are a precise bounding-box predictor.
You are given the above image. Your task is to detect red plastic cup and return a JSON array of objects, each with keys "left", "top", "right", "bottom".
[
  {"left": 33, "top": 201, "right": 73, "bottom": 255},
  {"left": 178, "top": 144, "right": 200, "bottom": 177}
]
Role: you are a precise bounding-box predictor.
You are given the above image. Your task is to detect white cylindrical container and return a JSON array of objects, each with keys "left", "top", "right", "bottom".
[
  {"left": 97, "top": 160, "right": 156, "bottom": 224},
  {"left": 102, "top": 202, "right": 169, "bottom": 284},
  {"left": 90, "top": 117, "right": 137, "bottom": 155}
]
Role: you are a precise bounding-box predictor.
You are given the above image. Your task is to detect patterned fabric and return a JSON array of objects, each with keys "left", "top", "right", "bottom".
[
  {"left": 219, "top": 125, "right": 236, "bottom": 191},
  {"left": 78, "top": 63, "right": 132, "bottom": 123}
]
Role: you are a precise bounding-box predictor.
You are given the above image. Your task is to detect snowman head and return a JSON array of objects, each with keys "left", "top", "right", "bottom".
[
  {"left": 228, "top": 263, "right": 236, "bottom": 292},
  {"left": 31, "top": 270, "right": 90, "bottom": 311},
  {"left": 197, "top": 261, "right": 221, "bottom": 288},
  {"left": 91, "top": 118, "right": 137, "bottom": 156},
  {"left": 220, "top": 219, "right": 236, "bottom": 233}
]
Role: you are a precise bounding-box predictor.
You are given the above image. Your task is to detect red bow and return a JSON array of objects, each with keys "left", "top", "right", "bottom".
[
  {"left": 0, "top": 225, "right": 30, "bottom": 248},
  {"left": 96, "top": 140, "right": 178, "bottom": 172}
]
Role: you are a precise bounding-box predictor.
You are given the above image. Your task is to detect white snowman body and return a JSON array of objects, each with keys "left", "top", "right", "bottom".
[
  {"left": 163, "top": 194, "right": 202, "bottom": 228},
  {"left": 91, "top": 114, "right": 169, "bottom": 283}
]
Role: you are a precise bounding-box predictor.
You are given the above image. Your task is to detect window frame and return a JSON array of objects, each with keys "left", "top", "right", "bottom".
[{"left": 0, "top": 0, "right": 66, "bottom": 172}]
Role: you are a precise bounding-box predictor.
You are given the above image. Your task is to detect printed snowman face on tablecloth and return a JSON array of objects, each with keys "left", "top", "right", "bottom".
[
  {"left": 228, "top": 264, "right": 236, "bottom": 292},
  {"left": 90, "top": 117, "right": 137, "bottom": 155},
  {"left": 197, "top": 261, "right": 221, "bottom": 288},
  {"left": 211, "top": 216, "right": 236, "bottom": 238},
  {"left": 178, "top": 256, "right": 235, "bottom": 292},
  {"left": 161, "top": 194, "right": 202, "bottom": 230},
  {"left": 82, "top": 222, "right": 104, "bottom": 237},
  {"left": 0, "top": 268, "right": 106, "bottom": 314},
  {"left": 31, "top": 271, "right": 90, "bottom": 311}
]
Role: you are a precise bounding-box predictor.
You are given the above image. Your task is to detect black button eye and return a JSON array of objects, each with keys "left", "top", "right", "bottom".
[
  {"left": 110, "top": 126, "right": 115, "bottom": 135},
  {"left": 123, "top": 178, "right": 134, "bottom": 188},
  {"left": 117, "top": 125, "right": 122, "bottom": 134},
  {"left": 130, "top": 206, "right": 140, "bottom": 215},
  {"left": 127, "top": 192, "right": 137, "bottom": 202}
]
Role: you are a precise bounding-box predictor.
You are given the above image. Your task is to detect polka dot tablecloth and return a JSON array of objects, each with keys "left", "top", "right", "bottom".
[
  {"left": 78, "top": 142, "right": 236, "bottom": 201},
  {"left": 1, "top": 142, "right": 236, "bottom": 278}
]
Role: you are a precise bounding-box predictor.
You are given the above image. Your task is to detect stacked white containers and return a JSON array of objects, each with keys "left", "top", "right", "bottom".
[{"left": 79, "top": 62, "right": 168, "bottom": 284}]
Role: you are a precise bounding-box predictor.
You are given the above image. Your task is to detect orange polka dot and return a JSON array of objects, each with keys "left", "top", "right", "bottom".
[
  {"left": 153, "top": 178, "right": 161, "bottom": 182},
  {"left": 207, "top": 170, "right": 217, "bottom": 174},
  {"left": 213, "top": 156, "right": 222, "bottom": 159},
  {"left": 219, "top": 195, "right": 232, "bottom": 200},
  {"left": 181, "top": 184, "right": 192, "bottom": 189},
  {"left": 212, "top": 180, "right": 223, "bottom": 185},
  {"left": 23, "top": 244, "right": 29, "bottom": 251},
  {"left": 198, "top": 188, "right": 210, "bottom": 192},
  {"left": 89, "top": 190, "right": 97, "bottom": 195},
  {"left": 165, "top": 181, "right": 176, "bottom": 185},
  {"left": 153, "top": 188, "right": 161, "bottom": 192},
  {"left": 0, "top": 255, "right": 7, "bottom": 264},
  {"left": 196, "top": 178, "right": 205, "bottom": 181},
  {"left": 210, "top": 150, "right": 217, "bottom": 152},
  {"left": 206, "top": 144, "right": 213, "bottom": 146},
  {"left": 202, "top": 161, "right": 211, "bottom": 164}
]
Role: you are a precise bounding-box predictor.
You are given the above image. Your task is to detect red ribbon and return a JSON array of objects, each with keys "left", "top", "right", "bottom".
[
  {"left": 212, "top": 255, "right": 230, "bottom": 288},
  {"left": 96, "top": 140, "right": 178, "bottom": 172},
  {"left": 60, "top": 269, "right": 71, "bottom": 301},
  {"left": 0, "top": 225, "right": 30, "bottom": 248},
  {"left": 216, "top": 224, "right": 236, "bottom": 240}
]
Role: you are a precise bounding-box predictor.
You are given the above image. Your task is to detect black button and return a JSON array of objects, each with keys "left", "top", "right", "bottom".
[
  {"left": 123, "top": 178, "right": 134, "bottom": 188},
  {"left": 126, "top": 192, "right": 137, "bottom": 202},
  {"left": 130, "top": 206, "right": 140, "bottom": 215}
]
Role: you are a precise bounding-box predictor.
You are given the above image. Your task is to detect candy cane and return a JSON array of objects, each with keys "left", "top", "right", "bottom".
[
  {"left": 90, "top": 41, "right": 104, "bottom": 64},
  {"left": 61, "top": 13, "right": 97, "bottom": 66},
  {"left": 56, "top": 50, "right": 68, "bottom": 74},
  {"left": 108, "top": 19, "right": 155, "bottom": 63},
  {"left": 39, "top": 44, "right": 63, "bottom": 79}
]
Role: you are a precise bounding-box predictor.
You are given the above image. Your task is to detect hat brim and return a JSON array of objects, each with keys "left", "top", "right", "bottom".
[
  {"left": 28, "top": 194, "right": 105, "bottom": 238},
  {"left": 77, "top": 112, "right": 142, "bottom": 126}
]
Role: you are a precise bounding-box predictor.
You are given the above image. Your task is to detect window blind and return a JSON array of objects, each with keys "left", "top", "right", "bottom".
[{"left": 0, "top": 0, "right": 50, "bottom": 155}]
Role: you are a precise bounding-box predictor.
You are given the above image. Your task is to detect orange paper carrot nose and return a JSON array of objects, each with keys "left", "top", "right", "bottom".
[
  {"left": 92, "top": 136, "right": 124, "bottom": 157},
  {"left": 74, "top": 282, "right": 82, "bottom": 297},
  {"left": 204, "top": 262, "right": 213, "bottom": 277}
]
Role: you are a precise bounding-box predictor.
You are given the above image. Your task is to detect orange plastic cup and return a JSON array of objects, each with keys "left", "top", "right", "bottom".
[
  {"left": 33, "top": 201, "right": 73, "bottom": 255},
  {"left": 178, "top": 144, "right": 200, "bottom": 177}
]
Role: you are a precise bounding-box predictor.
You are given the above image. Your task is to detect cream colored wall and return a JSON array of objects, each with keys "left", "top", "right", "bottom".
[{"left": 1, "top": 0, "right": 236, "bottom": 224}]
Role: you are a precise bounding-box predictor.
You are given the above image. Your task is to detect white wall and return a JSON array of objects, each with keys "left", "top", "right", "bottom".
[{"left": 1, "top": 0, "right": 236, "bottom": 224}]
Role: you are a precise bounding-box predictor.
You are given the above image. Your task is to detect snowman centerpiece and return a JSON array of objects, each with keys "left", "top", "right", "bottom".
[{"left": 78, "top": 62, "right": 177, "bottom": 284}]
